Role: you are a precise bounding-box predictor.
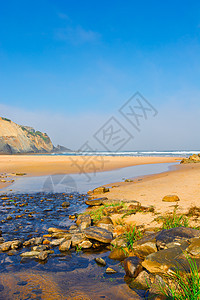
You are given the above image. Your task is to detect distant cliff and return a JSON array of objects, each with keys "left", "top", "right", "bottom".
[{"left": 0, "top": 117, "right": 54, "bottom": 154}]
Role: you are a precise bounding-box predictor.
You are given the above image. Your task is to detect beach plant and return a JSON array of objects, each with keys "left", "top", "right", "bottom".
[
  {"left": 162, "top": 209, "right": 189, "bottom": 230},
  {"left": 82, "top": 201, "right": 125, "bottom": 223},
  {"left": 124, "top": 225, "right": 142, "bottom": 250},
  {"left": 75, "top": 245, "right": 82, "bottom": 252},
  {"left": 157, "top": 255, "right": 200, "bottom": 299}
]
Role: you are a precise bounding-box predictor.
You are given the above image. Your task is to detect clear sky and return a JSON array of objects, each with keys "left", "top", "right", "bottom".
[{"left": 0, "top": 0, "right": 200, "bottom": 150}]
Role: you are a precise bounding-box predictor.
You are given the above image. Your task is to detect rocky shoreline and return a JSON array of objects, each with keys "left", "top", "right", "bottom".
[{"left": 0, "top": 186, "right": 200, "bottom": 299}]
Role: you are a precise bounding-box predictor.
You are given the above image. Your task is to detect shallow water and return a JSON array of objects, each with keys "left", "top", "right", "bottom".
[
  {"left": 0, "top": 192, "right": 144, "bottom": 299},
  {"left": 0, "top": 163, "right": 177, "bottom": 299},
  {"left": 2, "top": 162, "right": 178, "bottom": 194}
]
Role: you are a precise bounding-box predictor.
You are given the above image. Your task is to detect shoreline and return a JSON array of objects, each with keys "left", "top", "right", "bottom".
[{"left": 0, "top": 155, "right": 181, "bottom": 190}]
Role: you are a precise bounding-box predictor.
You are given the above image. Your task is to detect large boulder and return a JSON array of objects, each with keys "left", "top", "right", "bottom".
[
  {"left": 83, "top": 226, "right": 113, "bottom": 243},
  {"left": 156, "top": 227, "right": 200, "bottom": 250}
]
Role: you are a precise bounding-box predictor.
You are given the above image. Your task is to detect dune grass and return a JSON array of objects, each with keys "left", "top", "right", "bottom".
[
  {"left": 158, "top": 255, "right": 200, "bottom": 299},
  {"left": 124, "top": 225, "right": 142, "bottom": 250},
  {"left": 162, "top": 209, "right": 189, "bottom": 230}
]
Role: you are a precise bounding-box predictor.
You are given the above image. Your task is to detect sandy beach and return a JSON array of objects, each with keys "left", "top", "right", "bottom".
[
  {"left": 0, "top": 155, "right": 179, "bottom": 189},
  {"left": 0, "top": 154, "right": 199, "bottom": 220}
]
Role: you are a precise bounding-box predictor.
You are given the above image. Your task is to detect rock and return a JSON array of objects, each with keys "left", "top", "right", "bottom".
[
  {"left": 124, "top": 256, "right": 143, "bottom": 278},
  {"left": 95, "top": 257, "right": 107, "bottom": 266},
  {"left": 162, "top": 195, "right": 180, "bottom": 202},
  {"left": 186, "top": 237, "right": 200, "bottom": 256},
  {"left": 130, "top": 270, "right": 153, "bottom": 290},
  {"left": 0, "top": 241, "right": 12, "bottom": 251},
  {"left": 76, "top": 214, "right": 91, "bottom": 230},
  {"left": 71, "top": 233, "right": 86, "bottom": 247},
  {"left": 106, "top": 267, "right": 117, "bottom": 274},
  {"left": 48, "top": 227, "right": 67, "bottom": 234},
  {"left": 50, "top": 238, "right": 66, "bottom": 246},
  {"left": 111, "top": 236, "right": 127, "bottom": 248},
  {"left": 32, "top": 245, "right": 49, "bottom": 251},
  {"left": 96, "top": 223, "right": 114, "bottom": 232},
  {"left": 125, "top": 179, "right": 133, "bottom": 182},
  {"left": 132, "top": 234, "right": 157, "bottom": 258},
  {"left": 181, "top": 154, "right": 200, "bottom": 164},
  {"left": 142, "top": 241, "right": 190, "bottom": 274},
  {"left": 96, "top": 216, "right": 113, "bottom": 225},
  {"left": 78, "top": 240, "right": 92, "bottom": 249},
  {"left": 109, "top": 248, "right": 128, "bottom": 261},
  {"left": 148, "top": 275, "right": 167, "bottom": 300},
  {"left": 156, "top": 227, "right": 200, "bottom": 250},
  {"left": 51, "top": 232, "right": 72, "bottom": 239},
  {"left": 92, "top": 187, "right": 110, "bottom": 194},
  {"left": 38, "top": 251, "right": 48, "bottom": 261},
  {"left": 102, "top": 206, "right": 121, "bottom": 216},
  {"left": 85, "top": 197, "right": 108, "bottom": 206},
  {"left": 61, "top": 201, "right": 70, "bottom": 208},
  {"left": 43, "top": 239, "right": 50, "bottom": 245},
  {"left": 10, "top": 240, "right": 22, "bottom": 250},
  {"left": 59, "top": 240, "right": 71, "bottom": 251},
  {"left": 84, "top": 226, "right": 113, "bottom": 243},
  {"left": 23, "top": 237, "right": 43, "bottom": 247},
  {"left": 20, "top": 251, "right": 40, "bottom": 258}
]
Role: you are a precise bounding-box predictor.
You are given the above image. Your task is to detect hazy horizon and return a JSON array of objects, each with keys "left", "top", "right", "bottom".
[{"left": 1, "top": 1, "right": 200, "bottom": 151}]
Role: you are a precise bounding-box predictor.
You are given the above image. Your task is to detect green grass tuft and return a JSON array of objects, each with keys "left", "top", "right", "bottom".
[
  {"left": 158, "top": 255, "right": 200, "bottom": 299},
  {"left": 124, "top": 225, "right": 142, "bottom": 250},
  {"left": 162, "top": 209, "right": 189, "bottom": 230}
]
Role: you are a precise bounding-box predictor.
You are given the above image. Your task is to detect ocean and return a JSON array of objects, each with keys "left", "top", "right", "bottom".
[{"left": 50, "top": 150, "right": 199, "bottom": 157}]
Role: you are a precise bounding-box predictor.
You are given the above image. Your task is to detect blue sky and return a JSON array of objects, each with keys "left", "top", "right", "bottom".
[{"left": 0, "top": 0, "right": 200, "bottom": 150}]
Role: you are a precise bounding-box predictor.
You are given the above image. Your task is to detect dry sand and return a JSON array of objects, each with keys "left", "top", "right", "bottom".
[{"left": 102, "top": 163, "right": 200, "bottom": 228}]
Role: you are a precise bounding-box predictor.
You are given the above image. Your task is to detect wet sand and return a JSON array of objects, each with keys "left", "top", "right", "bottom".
[{"left": 0, "top": 155, "right": 180, "bottom": 190}]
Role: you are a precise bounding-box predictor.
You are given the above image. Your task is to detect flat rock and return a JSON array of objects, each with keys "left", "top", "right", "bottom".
[
  {"left": 142, "top": 241, "right": 190, "bottom": 273},
  {"left": 83, "top": 226, "right": 113, "bottom": 243},
  {"left": 156, "top": 227, "right": 200, "bottom": 250},
  {"left": 48, "top": 227, "right": 68, "bottom": 234},
  {"left": 50, "top": 238, "right": 65, "bottom": 246},
  {"left": 124, "top": 256, "right": 143, "bottom": 278},
  {"left": 59, "top": 239, "right": 71, "bottom": 251},
  {"left": 162, "top": 195, "right": 180, "bottom": 202},
  {"left": 51, "top": 232, "right": 72, "bottom": 239},
  {"left": 85, "top": 198, "right": 108, "bottom": 206},
  {"left": 71, "top": 233, "right": 86, "bottom": 247},
  {"left": 20, "top": 251, "right": 40, "bottom": 258}
]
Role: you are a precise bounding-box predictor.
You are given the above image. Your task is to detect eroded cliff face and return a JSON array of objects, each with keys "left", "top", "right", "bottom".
[{"left": 0, "top": 117, "right": 54, "bottom": 154}]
